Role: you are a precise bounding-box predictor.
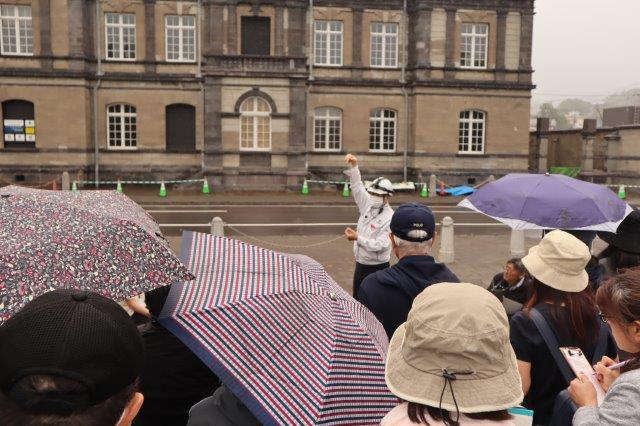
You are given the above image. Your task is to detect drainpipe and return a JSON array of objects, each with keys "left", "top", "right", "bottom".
[
  {"left": 93, "top": 0, "right": 103, "bottom": 187},
  {"left": 197, "top": 0, "right": 205, "bottom": 173},
  {"left": 305, "top": 0, "right": 314, "bottom": 173},
  {"left": 401, "top": 0, "right": 409, "bottom": 183}
]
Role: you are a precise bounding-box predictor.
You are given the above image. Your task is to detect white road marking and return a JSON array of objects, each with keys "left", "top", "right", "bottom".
[
  {"left": 159, "top": 222, "right": 505, "bottom": 228},
  {"left": 147, "top": 209, "right": 227, "bottom": 213},
  {"left": 141, "top": 204, "right": 470, "bottom": 209}
]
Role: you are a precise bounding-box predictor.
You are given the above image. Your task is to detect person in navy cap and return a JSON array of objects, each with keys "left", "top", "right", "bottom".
[{"left": 357, "top": 203, "right": 459, "bottom": 338}]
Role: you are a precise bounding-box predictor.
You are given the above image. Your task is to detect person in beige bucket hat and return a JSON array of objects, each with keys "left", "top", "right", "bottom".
[
  {"left": 382, "top": 282, "right": 523, "bottom": 426},
  {"left": 509, "top": 230, "right": 618, "bottom": 425}
]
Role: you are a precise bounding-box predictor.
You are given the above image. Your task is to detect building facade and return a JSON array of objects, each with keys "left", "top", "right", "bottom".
[{"left": 0, "top": 0, "right": 534, "bottom": 188}]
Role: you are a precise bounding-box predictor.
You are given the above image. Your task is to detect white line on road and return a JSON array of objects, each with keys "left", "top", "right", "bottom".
[
  {"left": 159, "top": 222, "right": 505, "bottom": 228},
  {"left": 146, "top": 209, "right": 227, "bottom": 213},
  {"left": 141, "top": 204, "right": 469, "bottom": 209}
]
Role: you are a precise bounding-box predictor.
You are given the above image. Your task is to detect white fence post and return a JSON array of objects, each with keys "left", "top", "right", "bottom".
[
  {"left": 210, "top": 217, "right": 224, "bottom": 236},
  {"left": 61, "top": 171, "right": 70, "bottom": 191},
  {"left": 439, "top": 216, "right": 455, "bottom": 263},
  {"left": 428, "top": 174, "right": 437, "bottom": 198},
  {"left": 510, "top": 229, "right": 526, "bottom": 257}
]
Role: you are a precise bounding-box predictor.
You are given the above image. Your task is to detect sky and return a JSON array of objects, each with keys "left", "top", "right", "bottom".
[{"left": 532, "top": 0, "right": 640, "bottom": 104}]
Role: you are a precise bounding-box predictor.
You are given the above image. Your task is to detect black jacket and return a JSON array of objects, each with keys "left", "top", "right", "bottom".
[
  {"left": 489, "top": 273, "right": 533, "bottom": 306},
  {"left": 187, "top": 386, "right": 261, "bottom": 426},
  {"left": 357, "top": 255, "right": 459, "bottom": 338}
]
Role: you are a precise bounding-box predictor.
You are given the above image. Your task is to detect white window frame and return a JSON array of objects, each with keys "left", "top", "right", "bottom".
[
  {"left": 314, "top": 20, "right": 343, "bottom": 67},
  {"left": 239, "top": 97, "right": 272, "bottom": 152},
  {"left": 107, "top": 104, "right": 137, "bottom": 150},
  {"left": 313, "top": 107, "right": 342, "bottom": 152},
  {"left": 105, "top": 13, "right": 136, "bottom": 61},
  {"left": 165, "top": 15, "right": 196, "bottom": 63},
  {"left": 0, "top": 5, "right": 33, "bottom": 56},
  {"left": 369, "top": 108, "right": 397, "bottom": 153},
  {"left": 458, "top": 110, "right": 486, "bottom": 155},
  {"left": 370, "top": 22, "right": 398, "bottom": 68},
  {"left": 460, "top": 23, "right": 488, "bottom": 69}
]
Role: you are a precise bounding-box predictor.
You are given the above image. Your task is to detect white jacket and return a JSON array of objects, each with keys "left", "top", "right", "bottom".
[{"left": 344, "top": 165, "right": 393, "bottom": 265}]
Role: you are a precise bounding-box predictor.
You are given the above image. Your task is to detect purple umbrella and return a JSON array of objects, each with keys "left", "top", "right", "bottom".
[{"left": 458, "top": 173, "right": 632, "bottom": 231}]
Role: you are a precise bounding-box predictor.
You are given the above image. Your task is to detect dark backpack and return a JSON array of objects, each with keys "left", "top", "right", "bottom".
[{"left": 529, "top": 308, "right": 609, "bottom": 426}]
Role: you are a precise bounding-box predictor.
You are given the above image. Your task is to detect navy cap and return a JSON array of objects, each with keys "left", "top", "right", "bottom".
[{"left": 390, "top": 203, "right": 436, "bottom": 242}]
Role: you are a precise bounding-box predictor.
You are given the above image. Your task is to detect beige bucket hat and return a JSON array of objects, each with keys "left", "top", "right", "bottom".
[
  {"left": 522, "top": 229, "right": 590, "bottom": 293},
  {"left": 385, "top": 283, "right": 523, "bottom": 414}
]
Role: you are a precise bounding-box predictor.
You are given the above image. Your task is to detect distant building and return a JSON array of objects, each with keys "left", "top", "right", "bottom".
[
  {"left": 565, "top": 111, "right": 584, "bottom": 129},
  {"left": 603, "top": 106, "right": 640, "bottom": 128}
]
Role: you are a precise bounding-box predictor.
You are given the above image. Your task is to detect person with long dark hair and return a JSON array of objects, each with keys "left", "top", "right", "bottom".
[
  {"left": 597, "top": 210, "right": 640, "bottom": 282},
  {"left": 509, "top": 230, "right": 617, "bottom": 425},
  {"left": 382, "top": 282, "right": 523, "bottom": 425},
  {"left": 568, "top": 268, "right": 640, "bottom": 425}
]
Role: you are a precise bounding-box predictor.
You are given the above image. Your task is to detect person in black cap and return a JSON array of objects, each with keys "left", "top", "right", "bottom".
[
  {"left": 597, "top": 209, "right": 640, "bottom": 280},
  {"left": 357, "top": 202, "right": 459, "bottom": 338},
  {"left": 0, "top": 289, "right": 145, "bottom": 426}
]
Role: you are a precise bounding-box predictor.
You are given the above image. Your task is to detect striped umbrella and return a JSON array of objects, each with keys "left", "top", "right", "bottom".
[{"left": 159, "top": 231, "right": 397, "bottom": 425}]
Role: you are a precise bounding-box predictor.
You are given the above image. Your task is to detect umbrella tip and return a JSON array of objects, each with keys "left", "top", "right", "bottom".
[{"left": 329, "top": 292, "right": 337, "bottom": 301}]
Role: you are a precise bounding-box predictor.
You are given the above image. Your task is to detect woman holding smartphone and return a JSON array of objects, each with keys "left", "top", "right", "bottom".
[{"left": 569, "top": 268, "right": 640, "bottom": 425}]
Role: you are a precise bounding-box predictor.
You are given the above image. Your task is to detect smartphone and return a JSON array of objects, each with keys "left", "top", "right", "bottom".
[{"left": 560, "top": 347, "right": 605, "bottom": 405}]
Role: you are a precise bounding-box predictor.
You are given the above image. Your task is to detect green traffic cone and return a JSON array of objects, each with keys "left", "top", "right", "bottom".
[
  {"left": 202, "top": 177, "right": 210, "bottom": 194},
  {"left": 618, "top": 184, "right": 626, "bottom": 200},
  {"left": 301, "top": 179, "right": 309, "bottom": 195},
  {"left": 71, "top": 181, "right": 78, "bottom": 192},
  {"left": 159, "top": 181, "right": 167, "bottom": 197},
  {"left": 342, "top": 182, "right": 350, "bottom": 197},
  {"left": 116, "top": 180, "right": 123, "bottom": 193},
  {"left": 420, "top": 183, "right": 428, "bottom": 198}
]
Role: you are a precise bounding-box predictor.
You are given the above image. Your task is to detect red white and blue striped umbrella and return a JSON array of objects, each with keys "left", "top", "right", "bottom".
[{"left": 159, "top": 231, "right": 397, "bottom": 425}]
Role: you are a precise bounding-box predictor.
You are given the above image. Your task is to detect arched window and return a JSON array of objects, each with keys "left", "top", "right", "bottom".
[
  {"left": 107, "top": 104, "right": 137, "bottom": 149},
  {"left": 369, "top": 108, "right": 396, "bottom": 152},
  {"left": 2, "top": 99, "right": 35, "bottom": 148},
  {"left": 166, "top": 104, "right": 195, "bottom": 152},
  {"left": 240, "top": 97, "right": 271, "bottom": 150},
  {"left": 458, "top": 110, "right": 486, "bottom": 154},
  {"left": 314, "top": 107, "right": 342, "bottom": 151}
]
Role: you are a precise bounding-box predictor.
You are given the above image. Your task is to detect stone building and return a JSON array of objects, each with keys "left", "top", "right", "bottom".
[{"left": 0, "top": 0, "right": 534, "bottom": 188}]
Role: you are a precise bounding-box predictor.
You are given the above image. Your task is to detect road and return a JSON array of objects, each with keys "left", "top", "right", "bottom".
[{"left": 141, "top": 203, "right": 504, "bottom": 236}]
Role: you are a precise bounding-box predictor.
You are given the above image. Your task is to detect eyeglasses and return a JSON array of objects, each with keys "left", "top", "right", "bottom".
[{"left": 597, "top": 311, "right": 608, "bottom": 324}]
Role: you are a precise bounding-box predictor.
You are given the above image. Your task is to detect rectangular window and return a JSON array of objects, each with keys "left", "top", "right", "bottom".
[
  {"left": 105, "top": 13, "right": 136, "bottom": 60},
  {"left": 370, "top": 23, "right": 398, "bottom": 68},
  {"left": 241, "top": 17, "right": 270, "bottom": 56},
  {"left": 458, "top": 110, "right": 485, "bottom": 154},
  {"left": 165, "top": 15, "right": 196, "bottom": 62},
  {"left": 314, "top": 20, "right": 342, "bottom": 66},
  {"left": 314, "top": 108, "right": 342, "bottom": 151},
  {"left": 108, "top": 104, "right": 137, "bottom": 149},
  {"left": 0, "top": 5, "right": 33, "bottom": 55},
  {"left": 369, "top": 109, "right": 396, "bottom": 152},
  {"left": 460, "top": 23, "right": 488, "bottom": 69}
]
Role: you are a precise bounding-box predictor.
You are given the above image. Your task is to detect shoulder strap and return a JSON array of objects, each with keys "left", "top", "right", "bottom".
[
  {"left": 529, "top": 308, "right": 575, "bottom": 384},
  {"left": 593, "top": 321, "right": 609, "bottom": 364}
]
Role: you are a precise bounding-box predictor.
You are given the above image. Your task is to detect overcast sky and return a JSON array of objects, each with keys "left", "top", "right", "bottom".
[{"left": 532, "top": 0, "right": 640, "bottom": 104}]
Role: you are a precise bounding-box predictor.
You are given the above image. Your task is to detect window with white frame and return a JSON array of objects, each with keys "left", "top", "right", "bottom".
[
  {"left": 458, "top": 110, "right": 485, "bottom": 154},
  {"left": 314, "top": 20, "right": 342, "bottom": 66},
  {"left": 369, "top": 108, "right": 396, "bottom": 152},
  {"left": 108, "top": 104, "right": 137, "bottom": 149},
  {"left": 105, "top": 13, "right": 136, "bottom": 60},
  {"left": 0, "top": 5, "right": 33, "bottom": 55},
  {"left": 370, "top": 22, "right": 398, "bottom": 68},
  {"left": 460, "top": 23, "right": 488, "bottom": 69},
  {"left": 165, "top": 15, "right": 195, "bottom": 62},
  {"left": 314, "top": 107, "right": 342, "bottom": 151},
  {"left": 240, "top": 97, "right": 271, "bottom": 150}
]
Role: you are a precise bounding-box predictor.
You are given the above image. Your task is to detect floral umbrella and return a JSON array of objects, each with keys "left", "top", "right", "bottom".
[{"left": 0, "top": 190, "right": 193, "bottom": 324}]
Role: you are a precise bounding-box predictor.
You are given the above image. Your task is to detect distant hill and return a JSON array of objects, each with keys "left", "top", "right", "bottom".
[{"left": 603, "top": 89, "right": 640, "bottom": 108}]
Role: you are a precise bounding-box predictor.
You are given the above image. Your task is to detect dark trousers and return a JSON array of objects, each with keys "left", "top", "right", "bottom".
[{"left": 353, "top": 261, "right": 389, "bottom": 298}]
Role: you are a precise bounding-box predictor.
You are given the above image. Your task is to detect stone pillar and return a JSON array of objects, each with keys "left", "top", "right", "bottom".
[
  {"left": 518, "top": 11, "right": 534, "bottom": 84},
  {"left": 438, "top": 216, "right": 454, "bottom": 263},
  {"left": 352, "top": 7, "right": 364, "bottom": 78},
  {"left": 274, "top": 6, "right": 284, "bottom": 56},
  {"left": 411, "top": 8, "right": 431, "bottom": 68},
  {"left": 287, "top": 6, "right": 305, "bottom": 57},
  {"left": 495, "top": 10, "right": 507, "bottom": 81},
  {"left": 444, "top": 8, "right": 456, "bottom": 80},
  {"left": 144, "top": 0, "right": 156, "bottom": 73},
  {"left": 210, "top": 217, "right": 225, "bottom": 236},
  {"left": 39, "top": 0, "right": 53, "bottom": 70},
  {"left": 227, "top": 2, "right": 237, "bottom": 54},
  {"left": 206, "top": 4, "right": 224, "bottom": 55},
  {"left": 604, "top": 131, "right": 621, "bottom": 184},
  {"left": 428, "top": 173, "right": 437, "bottom": 198},
  {"left": 83, "top": 0, "right": 96, "bottom": 61},
  {"left": 510, "top": 229, "right": 525, "bottom": 257},
  {"left": 61, "top": 171, "right": 70, "bottom": 191},
  {"left": 536, "top": 118, "right": 550, "bottom": 173},
  {"left": 67, "top": 0, "right": 86, "bottom": 68},
  {"left": 287, "top": 80, "right": 307, "bottom": 187},
  {"left": 581, "top": 119, "right": 597, "bottom": 175},
  {"left": 203, "top": 77, "right": 223, "bottom": 175}
]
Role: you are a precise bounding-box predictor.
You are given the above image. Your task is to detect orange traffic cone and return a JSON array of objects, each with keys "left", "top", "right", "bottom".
[{"left": 52, "top": 180, "right": 58, "bottom": 191}]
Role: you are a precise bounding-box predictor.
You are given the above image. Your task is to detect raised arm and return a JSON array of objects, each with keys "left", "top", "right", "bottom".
[{"left": 344, "top": 154, "right": 370, "bottom": 214}]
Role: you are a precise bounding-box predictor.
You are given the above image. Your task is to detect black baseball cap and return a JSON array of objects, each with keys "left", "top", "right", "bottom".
[
  {"left": 390, "top": 203, "right": 436, "bottom": 242},
  {"left": 0, "top": 289, "right": 144, "bottom": 414}
]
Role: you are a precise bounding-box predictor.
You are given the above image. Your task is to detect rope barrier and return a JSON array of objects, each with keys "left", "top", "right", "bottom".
[
  {"left": 75, "top": 178, "right": 205, "bottom": 186},
  {"left": 226, "top": 225, "right": 346, "bottom": 249},
  {"left": 0, "top": 178, "right": 57, "bottom": 189}
]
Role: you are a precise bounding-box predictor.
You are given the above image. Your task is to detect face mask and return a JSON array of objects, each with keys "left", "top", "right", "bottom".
[{"left": 370, "top": 195, "right": 384, "bottom": 208}]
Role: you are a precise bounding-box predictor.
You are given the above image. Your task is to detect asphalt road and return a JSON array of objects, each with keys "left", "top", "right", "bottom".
[{"left": 141, "top": 203, "right": 505, "bottom": 236}]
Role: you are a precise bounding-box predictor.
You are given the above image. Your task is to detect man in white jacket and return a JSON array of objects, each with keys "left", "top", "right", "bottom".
[{"left": 343, "top": 154, "right": 394, "bottom": 297}]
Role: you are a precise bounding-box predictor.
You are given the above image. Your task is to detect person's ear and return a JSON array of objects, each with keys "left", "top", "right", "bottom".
[
  {"left": 630, "top": 321, "right": 640, "bottom": 346},
  {"left": 117, "top": 392, "right": 144, "bottom": 426},
  {"left": 430, "top": 231, "right": 437, "bottom": 247}
]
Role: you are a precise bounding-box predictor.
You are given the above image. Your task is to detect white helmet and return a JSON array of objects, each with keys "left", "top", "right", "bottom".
[{"left": 368, "top": 177, "right": 394, "bottom": 196}]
